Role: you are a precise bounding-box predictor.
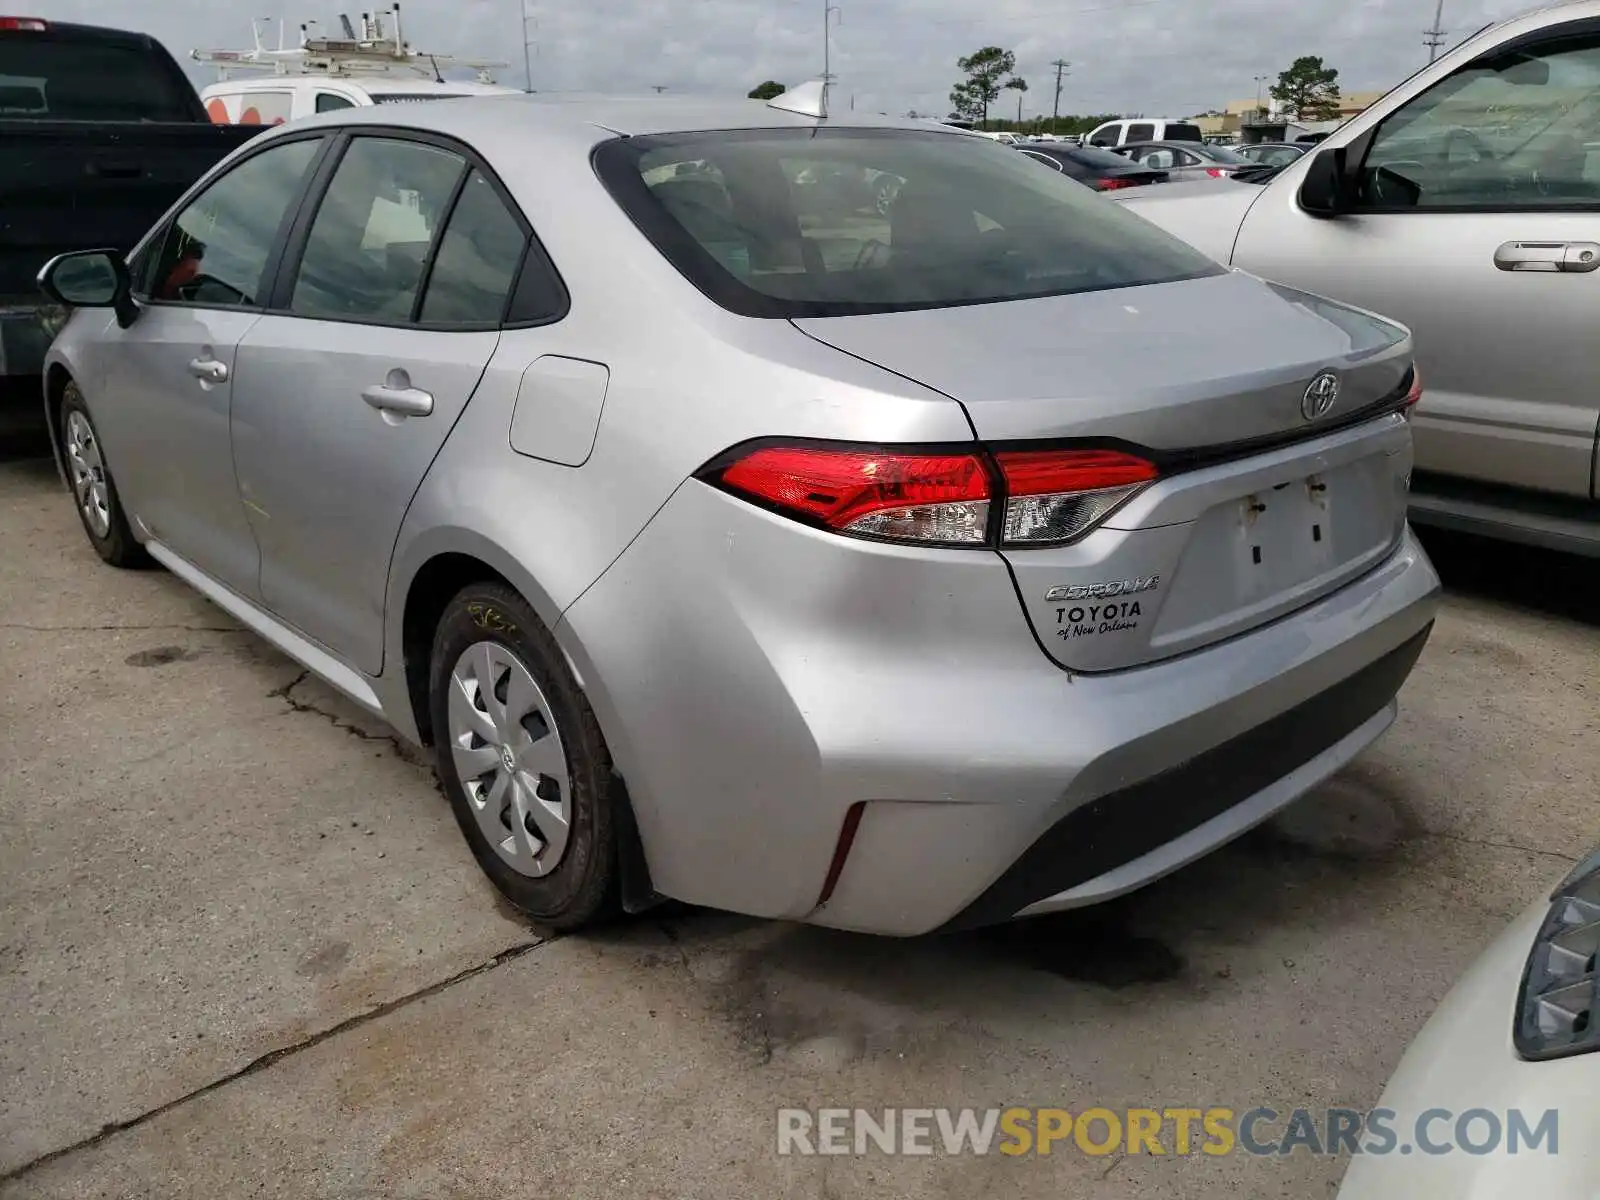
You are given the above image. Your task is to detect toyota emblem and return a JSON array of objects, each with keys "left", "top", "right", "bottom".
[{"left": 1302, "top": 371, "right": 1341, "bottom": 421}]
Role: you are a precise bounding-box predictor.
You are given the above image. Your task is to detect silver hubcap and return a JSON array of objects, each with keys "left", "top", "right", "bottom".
[
  {"left": 64, "top": 410, "right": 111, "bottom": 538},
  {"left": 447, "top": 641, "right": 571, "bottom": 878}
]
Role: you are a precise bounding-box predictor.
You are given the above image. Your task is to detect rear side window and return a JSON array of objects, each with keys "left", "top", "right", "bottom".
[
  {"left": 290, "top": 137, "right": 465, "bottom": 322},
  {"left": 1165, "top": 123, "right": 1204, "bottom": 142},
  {"left": 595, "top": 128, "right": 1220, "bottom": 319},
  {"left": 147, "top": 137, "right": 322, "bottom": 306},
  {"left": 0, "top": 34, "right": 194, "bottom": 120},
  {"left": 1126, "top": 122, "right": 1156, "bottom": 142},
  {"left": 315, "top": 92, "right": 355, "bottom": 113},
  {"left": 418, "top": 170, "right": 527, "bottom": 325}
]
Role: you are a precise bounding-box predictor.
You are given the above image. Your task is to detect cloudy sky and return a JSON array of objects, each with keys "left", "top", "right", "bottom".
[{"left": 33, "top": 0, "right": 1539, "bottom": 116}]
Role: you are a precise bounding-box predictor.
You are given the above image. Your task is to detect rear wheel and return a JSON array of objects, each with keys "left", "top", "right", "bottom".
[
  {"left": 59, "top": 382, "right": 147, "bottom": 568},
  {"left": 428, "top": 582, "right": 619, "bottom": 930}
]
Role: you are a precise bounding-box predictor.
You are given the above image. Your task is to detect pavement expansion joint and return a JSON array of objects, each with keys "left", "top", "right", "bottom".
[{"left": 0, "top": 939, "right": 548, "bottom": 1185}]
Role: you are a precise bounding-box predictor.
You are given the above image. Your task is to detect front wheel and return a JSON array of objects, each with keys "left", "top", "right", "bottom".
[
  {"left": 428, "top": 582, "right": 620, "bottom": 931},
  {"left": 59, "top": 382, "right": 147, "bottom": 568}
]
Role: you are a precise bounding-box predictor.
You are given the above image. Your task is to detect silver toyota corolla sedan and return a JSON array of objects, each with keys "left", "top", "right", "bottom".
[{"left": 37, "top": 89, "right": 1441, "bottom": 936}]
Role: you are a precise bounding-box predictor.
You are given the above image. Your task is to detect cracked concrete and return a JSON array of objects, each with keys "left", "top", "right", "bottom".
[{"left": 3, "top": 452, "right": 1598, "bottom": 1198}]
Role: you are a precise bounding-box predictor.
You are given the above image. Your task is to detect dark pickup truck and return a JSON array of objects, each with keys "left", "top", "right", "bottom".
[{"left": 0, "top": 17, "right": 263, "bottom": 406}]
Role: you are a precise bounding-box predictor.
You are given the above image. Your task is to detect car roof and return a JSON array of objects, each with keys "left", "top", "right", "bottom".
[{"left": 248, "top": 92, "right": 976, "bottom": 153}]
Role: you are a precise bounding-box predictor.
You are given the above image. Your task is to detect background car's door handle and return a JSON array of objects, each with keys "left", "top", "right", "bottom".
[
  {"left": 187, "top": 357, "right": 228, "bottom": 383},
  {"left": 1494, "top": 241, "right": 1600, "bottom": 273},
  {"left": 361, "top": 382, "right": 434, "bottom": 417}
]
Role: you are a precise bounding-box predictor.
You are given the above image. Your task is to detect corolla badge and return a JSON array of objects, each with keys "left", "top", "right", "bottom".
[
  {"left": 1302, "top": 370, "right": 1341, "bottom": 421},
  {"left": 1044, "top": 576, "right": 1160, "bottom": 603}
]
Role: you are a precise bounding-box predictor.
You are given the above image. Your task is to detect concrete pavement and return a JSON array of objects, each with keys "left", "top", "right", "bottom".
[{"left": 2, "top": 446, "right": 1596, "bottom": 1198}]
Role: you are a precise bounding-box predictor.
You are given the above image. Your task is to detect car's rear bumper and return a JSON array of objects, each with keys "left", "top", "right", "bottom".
[{"left": 561, "top": 482, "right": 1440, "bottom": 936}]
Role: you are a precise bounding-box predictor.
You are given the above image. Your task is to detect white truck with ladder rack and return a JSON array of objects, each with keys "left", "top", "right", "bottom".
[{"left": 193, "top": 6, "right": 519, "bottom": 125}]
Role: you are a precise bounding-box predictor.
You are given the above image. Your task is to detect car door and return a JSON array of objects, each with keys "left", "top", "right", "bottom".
[
  {"left": 230, "top": 132, "right": 534, "bottom": 674},
  {"left": 100, "top": 134, "right": 327, "bottom": 595},
  {"left": 1233, "top": 22, "right": 1600, "bottom": 499}
]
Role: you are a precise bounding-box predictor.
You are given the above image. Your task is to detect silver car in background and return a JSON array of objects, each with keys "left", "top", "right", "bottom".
[
  {"left": 1118, "top": 1, "right": 1600, "bottom": 556},
  {"left": 38, "top": 91, "right": 1439, "bottom": 936},
  {"left": 1115, "top": 140, "right": 1255, "bottom": 180}
]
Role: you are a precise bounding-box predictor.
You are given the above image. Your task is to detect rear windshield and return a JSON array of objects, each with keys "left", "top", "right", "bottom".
[
  {"left": 0, "top": 34, "right": 195, "bottom": 121},
  {"left": 1165, "top": 123, "right": 1204, "bottom": 142},
  {"left": 1199, "top": 144, "right": 1249, "bottom": 164},
  {"left": 594, "top": 128, "right": 1221, "bottom": 318},
  {"left": 1066, "top": 144, "right": 1143, "bottom": 169}
]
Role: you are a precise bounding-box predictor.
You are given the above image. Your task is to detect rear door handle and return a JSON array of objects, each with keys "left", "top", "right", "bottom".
[
  {"left": 361, "top": 383, "right": 434, "bottom": 418},
  {"left": 187, "top": 357, "right": 228, "bottom": 383},
  {"left": 1494, "top": 240, "right": 1600, "bottom": 273}
]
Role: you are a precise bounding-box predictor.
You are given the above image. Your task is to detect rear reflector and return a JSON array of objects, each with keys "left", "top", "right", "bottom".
[
  {"left": 995, "top": 448, "right": 1158, "bottom": 545},
  {"left": 1401, "top": 365, "right": 1423, "bottom": 418},
  {"left": 715, "top": 445, "right": 991, "bottom": 546},
  {"left": 0, "top": 15, "right": 47, "bottom": 29}
]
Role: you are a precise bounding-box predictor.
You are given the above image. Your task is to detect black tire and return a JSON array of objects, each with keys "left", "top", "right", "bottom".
[
  {"left": 58, "top": 381, "right": 148, "bottom": 568},
  {"left": 429, "top": 582, "right": 620, "bottom": 931}
]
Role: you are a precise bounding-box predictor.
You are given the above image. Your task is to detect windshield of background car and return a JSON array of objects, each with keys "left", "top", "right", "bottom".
[{"left": 593, "top": 128, "right": 1222, "bottom": 318}]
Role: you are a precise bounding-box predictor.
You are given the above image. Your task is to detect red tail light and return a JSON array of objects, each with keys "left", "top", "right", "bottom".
[
  {"left": 994, "top": 449, "right": 1158, "bottom": 544},
  {"left": 714, "top": 445, "right": 991, "bottom": 545},
  {"left": 0, "top": 16, "right": 48, "bottom": 29},
  {"left": 1401, "top": 365, "right": 1423, "bottom": 419},
  {"left": 704, "top": 443, "right": 1160, "bottom": 548},
  {"left": 1094, "top": 177, "right": 1135, "bottom": 191},
  {"left": 1205, "top": 167, "right": 1228, "bottom": 178}
]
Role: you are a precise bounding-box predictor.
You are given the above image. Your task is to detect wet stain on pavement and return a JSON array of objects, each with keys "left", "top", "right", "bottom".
[
  {"left": 296, "top": 940, "right": 352, "bottom": 979},
  {"left": 972, "top": 913, "right": 1186, "bottom": 986},
  {"left": 124, "top": 645, "right": 201, "bottom": 668}
]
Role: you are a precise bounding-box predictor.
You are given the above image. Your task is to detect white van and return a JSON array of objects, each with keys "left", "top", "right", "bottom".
[
  {"left": 1085, "top": 118, "right": 1206, "bottom": 147},
  {"left": 201, "top": 75, "right": 521, "bottom": 125}
]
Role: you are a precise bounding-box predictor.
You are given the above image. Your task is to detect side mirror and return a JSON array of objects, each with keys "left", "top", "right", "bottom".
[
  {"left": 1297, "top": 146, "right": 1353, "bottom": 218},
  {"left": 37, "top": 249, "right": 138, "bottom": 328}
]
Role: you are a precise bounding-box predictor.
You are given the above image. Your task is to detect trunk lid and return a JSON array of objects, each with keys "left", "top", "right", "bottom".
[{"left": 794, "top": 272, "right": 1417, "bottom": 672}]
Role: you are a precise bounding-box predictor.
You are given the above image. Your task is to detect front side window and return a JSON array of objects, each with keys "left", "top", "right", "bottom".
[
  {"left": 1088, "top": 124, "right": 1120, "bottom": 146},
  {"left": 595, "top": 128, "right": 1220, "bottom": 318},
  {"left": 289, "top": 137, "right": 465, "bottom": 321},
  {"left": 1358, "top": 33, "right": 1600, "bottom": 209},
  {"left": 147, "top": 137, "right": 321, "bottom": 306}
]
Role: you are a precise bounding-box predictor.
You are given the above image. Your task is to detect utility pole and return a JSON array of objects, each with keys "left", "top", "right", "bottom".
[
  {"left": 823, "top": 0, "right": 842, "bottom": 89},
  {"left": 519, "top": 0, "right": 535, "bottom": 92},
  {"left": 1050, "top": 58, "right": 1069, "bottom": 123},
  {"left": 1423, "top": 0, "right": 1447, "bottom": 62}
]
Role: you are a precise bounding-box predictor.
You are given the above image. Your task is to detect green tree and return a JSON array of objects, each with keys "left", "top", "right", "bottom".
[
  {"left": 1005, "top": 75, "right": 1028, "bottom": 123},
  {"left": 952, "top": 46, "right": 1017, "bottom": 126},
  {"left": 748, "top": 80, "right": 787, "bottom": 100},
  {"left": 1270, "top": 56, "right": 1341, "bottom": 121}
]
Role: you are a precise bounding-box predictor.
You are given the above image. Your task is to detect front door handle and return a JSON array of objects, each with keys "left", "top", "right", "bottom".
[
  {"left": 361, "top": 382, "right": 434, "bottom": 418},
  {"left": 187, "top": 357, "right": 229, "bottom": 383},
  {"left": 1494, "top": 240, "right": 1600, "bottom": 273}
]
